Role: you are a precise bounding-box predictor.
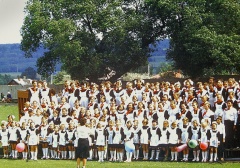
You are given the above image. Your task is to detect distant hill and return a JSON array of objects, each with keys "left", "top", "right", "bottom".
[{"left": 0, "top": 39, "right": 169, "bottom": 74}]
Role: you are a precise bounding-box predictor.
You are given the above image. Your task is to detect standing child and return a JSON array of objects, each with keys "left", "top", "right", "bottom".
[
  {"left": 168, "top": 121, "right": 181, "bottom": 161},
  {"left": 124, "top": 120, "right": 134, "bottom": 162},
  {"left": 52, "top": 125, "right": 60, "bottom": 159},
  {"left": 139, "top": 119, "right": 150, "bottom": 160},
  {"left": 58, "top": 123, "right": 67, "bottom": 159},
  {"left": 8, "top": 121, "right": 20, "bottom": 159},
  {"left": 149, "top": 120, "right": 161, "bottom": 161},
  {"left": 39, "top": 120, "right": 49, "bottom": 159},
  {"left": 208, "top": 122, "right": 220, "bottom": 162},
  {"left": 113, "top": 120, "right": 124, "bottom": 162},
  {"left": 0, "top": 123, "right": 9, "bottom": 158},
  {"left": 132, "top": 120, "right": 140, "bottom": 160},
  {"left": 95, "top": 122, "right": 106, "bottom": 162},
  {"left": 189, "top": 120, "right": 201, "bottom": 161},
  {"left": 180, "top": 117, "right": 191, "bottom": 162},
  {"left": 106, "top": 120, "right": 115, "bottom": 161},
  {"left": 66, "top": 123, "right": 76, "bottom": 160},
  {"left": 19, "top": 122, "right": 28, "bottom": 160},
  {"left": 158, "top": 120, "right": 170, "bottom": 161},
  {"left": 27, "top": 122, "right": 39, "bottom": 160},
  {"left": 199, "top": 121, "right": 209, "bottom": 162}
]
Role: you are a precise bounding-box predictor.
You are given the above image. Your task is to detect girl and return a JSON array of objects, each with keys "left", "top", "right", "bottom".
[
  {"left": 168, "top": 121, "right": 181, "bottom": 161},
  {"left": 8, "top": 121, "right": 20, "bottom": 159},
  {"left": 95, "top": 122, "right": 106, "bottom": 162},
  {"left": 105, "top": 120, "right": 115, "bottom": 161},
  {"left": 39, "top": 120, "right": 49, "bottom": 159},
  {"left": 158, "top": 120, "right": 170, "bottom": 161},
  {"left": 58, "top": 123, "right": 67, "bottom": 159},
  {"left": 189, "top": 120, "right": 201, "bottom": 161},
  {"left": 0, "top": 123, "right": 9, "bottom": 158},
  {"left": 27, "top": 122, "right": 39, "bottom": 160},
  {"left": 134, "top": 102, "right": 147, "bottom": 126},
  {"left": 139, "top": 119, "right": 150, "bottom": 160},
  {"left": 124, "top": 120, "right": 134, "bottom": 162},
  {"left": 132, "top": 119, "right": 140, "bottom": 160},
  {"left": 66, "top": 122, "right": 76, "bottom": 160},
  {"left": 113, "top": 119, "right": 124, "bottom": 162},
  {"left": 149, "top": 120, "right": 161, "bottom": 161},
  {"left": 52, "top": 125, "right": 60, "bottom": 159},
  {"left": 199, "top": 121, "right": 209, "bottom": 162},
  {"left": 180, "top": 117, "right": 191, "bottom": 162},
  {"left": 209, "top": 122, "right": 220, "bottom": 162}
]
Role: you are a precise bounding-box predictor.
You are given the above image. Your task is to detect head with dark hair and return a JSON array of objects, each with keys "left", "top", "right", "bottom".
[{"left": 79, "top": 118, "right": 87, "bottom": 126}]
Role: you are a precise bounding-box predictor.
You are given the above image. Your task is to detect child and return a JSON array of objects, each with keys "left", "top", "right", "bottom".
[
  {"left": 27, "top": 122, "right": 39, "bottom": 160},
  {"left": 199, "top": 121, "right": 209, "bottom": 162},
  {"left": 39, "top": 120, "right": 49, "bottom": 159},
  {"left": 95, "top": 122, "right": 106, "bottom": 162},
  {"left": 159, "top": 120, "right": 170, "bottom": 161},
  {"left": 189, "top": 119, "right": 200, "bottom": 161},
  {"left": 19, "top": 122, "right": 28, "bottom": 160},
  {"left": 52, "top": 125, "right": 60, "bottom": 159},
  {"left": 149, "top": 120, "right": 161, "bottom": 161},
  {"left": 58, "top": 123, "right": 67, "bottom": 159},
  {"left": 139, "top": 119, "right": 150, "bottom": 160},
  {"left": 105, "top": 120, "right": 115, "bottom": 161},
  {"left": 124, "top": 120, "right": 134, "bottom": 162},
  {"left": 8, "top": 121, "right": 20, "bottom": 159},
  {"left": 209, "top": 122, "right": 220, "bottom": 162},
  {"left": 180, "top": 117, "right": 191, "bottom": 161},
  {"left": 216, "top": 116, "right": 225, "bottom": 161},
  {"left": 0, "top": 123, "right": 9, "bottom": 158},
  {"left": 168, "top": 121, "right": 181, "bottom": 161},
  {"left": 132, "top": 119, "right": 140, "bottom": 160},
  {"left": 113, "top": 119, "right": 124, "bottom": 162},
  {"left": 66, "top": 122, "right": 76, "bottom": 160}
]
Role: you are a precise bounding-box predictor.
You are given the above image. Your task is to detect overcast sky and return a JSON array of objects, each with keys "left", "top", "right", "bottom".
[{"left": 0, "top": 0, "right": 28, "bottom": 44}]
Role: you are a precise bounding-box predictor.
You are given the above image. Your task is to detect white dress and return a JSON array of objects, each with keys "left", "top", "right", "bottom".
[
  {"left": 149, "top": 127, "right": 160, "bottom": 147},
  {"left": 95, "top": 128, "right": 105, "bottom": 146},
  {"left": 0, "top": 129, "right": 9, "bottom": 146}
]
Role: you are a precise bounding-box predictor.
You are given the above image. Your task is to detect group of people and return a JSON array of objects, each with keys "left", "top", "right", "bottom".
[{"left": 0, "top": 77, "right": 240, "bottom": 167}]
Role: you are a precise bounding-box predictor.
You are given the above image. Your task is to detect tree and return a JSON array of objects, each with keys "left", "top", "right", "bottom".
[
  {"left": 146, "top": 0, "right": 240, "bottom": 78},
  {"left": 0, "top": 74, "right": 12, "bottom": 85},
  {"left": 21, "top": 0, "right": 167, "bottom": 82},
  {"left": 21, "top": 67, "right": 37, "bottom": 79}
]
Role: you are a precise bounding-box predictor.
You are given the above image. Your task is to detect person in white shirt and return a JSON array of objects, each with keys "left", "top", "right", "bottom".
[
  {"left": 222, "top": 100, "right": 238, "bottom": 149},
  {"left": 75, "top": 118, "right": 92, "bottom": 168}
]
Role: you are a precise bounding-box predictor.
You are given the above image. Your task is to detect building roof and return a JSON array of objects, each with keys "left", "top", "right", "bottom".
[{"left": 8, "top": 78, "right": 32, "bottom": 86}]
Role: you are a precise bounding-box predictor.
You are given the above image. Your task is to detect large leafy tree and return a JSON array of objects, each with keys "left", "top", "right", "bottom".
[
  {"left": 21, "top": 0, "right": 166, "bottom": 82},
  {"left": 146, "top": 0, "right": 240, "bottom": 78}
]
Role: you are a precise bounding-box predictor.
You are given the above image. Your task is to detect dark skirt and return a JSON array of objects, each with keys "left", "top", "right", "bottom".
[{"left": 76, "top": 138, "right": 89, "bottom": 159}]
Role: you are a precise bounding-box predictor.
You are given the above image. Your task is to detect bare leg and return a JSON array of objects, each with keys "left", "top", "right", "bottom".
[
  {"left": 83, "top": 158, "right": 87, "bottom": 167},
  {"left": 77, "top": 158, "right": 81, "bottom": 168}
]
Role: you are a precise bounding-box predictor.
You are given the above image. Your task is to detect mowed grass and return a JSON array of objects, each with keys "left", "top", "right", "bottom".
[
  {"left": 0, "top": 159, "right": 239, "bottom": 168},
  {"left": 0, "top": 103, "right": 19, "bottom": 122}
]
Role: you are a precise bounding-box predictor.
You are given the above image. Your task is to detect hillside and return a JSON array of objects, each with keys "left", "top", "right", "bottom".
[{"left": 0, "top": 39, "right": 169, "bottom": 74}]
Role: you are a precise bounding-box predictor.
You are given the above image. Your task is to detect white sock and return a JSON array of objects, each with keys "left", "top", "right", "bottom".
[
  {"left": 193, "top": 151, "right": 196, "bottom": 159},
  {"left": 72, "top": 151, "right": 75, "bottom": 159},
  {"left": 151, "top": 150, "right": 155, "bottom": 159},
  {"left": 210, "top": 153, "right": 213, "bottom": 160},
  {"left": 171, "top": 152, "right": 174, "bottom": 159},
  {"left": 156, "top": 150, "right": 160, "bottom": 159},
  {"left": 174, "top": 152, "right": 178, "bottom": 160},
  {"left": 136, "top": 150, "right": 139, "bottom": 159}
]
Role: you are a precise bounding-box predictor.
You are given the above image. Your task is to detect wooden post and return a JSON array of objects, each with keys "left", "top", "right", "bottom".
[{"left": 17, "top": 90, "right": 29, "bottom": 119}]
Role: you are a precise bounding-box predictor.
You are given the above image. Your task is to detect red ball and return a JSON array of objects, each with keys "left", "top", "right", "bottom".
[
  {"left": 200, "top": 142, "right": 208, "bottom": 150},
  {"left": 16, "top": 143, "right": 25, "bottom": 152}
]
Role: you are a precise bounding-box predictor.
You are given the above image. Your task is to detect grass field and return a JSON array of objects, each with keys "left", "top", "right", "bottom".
[
  {"left": 0, "top": 103, "right": 19, "bottom": 122},
  {"left": 0, "top": 159, "right": 239, "bottom": 168}
]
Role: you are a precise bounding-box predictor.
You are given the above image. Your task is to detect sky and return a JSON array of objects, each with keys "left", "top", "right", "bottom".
[{"left": 0, "top": 0, "right": 28, "bottom": 44}]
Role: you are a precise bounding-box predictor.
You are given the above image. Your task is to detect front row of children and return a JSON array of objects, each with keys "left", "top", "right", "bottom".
[{"left": 0, "top": 116, "right": 224, "bottom": 163}]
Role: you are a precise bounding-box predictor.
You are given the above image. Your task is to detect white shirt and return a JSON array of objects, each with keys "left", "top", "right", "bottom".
[
  {"left": 76, "top": 125, "right": 91, "bottom": 139},
  {"left": 223, "top": 107, "right": 238, "bottom": 125}
]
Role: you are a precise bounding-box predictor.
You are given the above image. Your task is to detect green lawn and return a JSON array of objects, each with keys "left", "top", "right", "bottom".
[
  {"left": 0, "top": 159, "right": 239, "bottom": 168},
  {"left": 0, "top": 103, "right": 19, "bottom": 122}
]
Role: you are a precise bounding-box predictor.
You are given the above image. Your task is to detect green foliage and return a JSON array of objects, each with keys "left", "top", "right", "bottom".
[
  {"left": 21, "top": 0, "right": 165, "bottom": 82},
  {"left": 53, "top": 71, "right": 69, "bottom": 84},
  {"left": 158, "top": 0, "right": 240, "bottom": 78},
  {"left": 20, "top": 67, "right": 37, "bottom": 79},
  {"left": 0, "top": 74, "right": 12, "bottom": 85}
]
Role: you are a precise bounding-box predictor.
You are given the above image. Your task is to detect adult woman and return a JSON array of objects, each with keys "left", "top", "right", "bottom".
[{"left": 75, "top": 118, "right": 91, "bottom": 168}]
